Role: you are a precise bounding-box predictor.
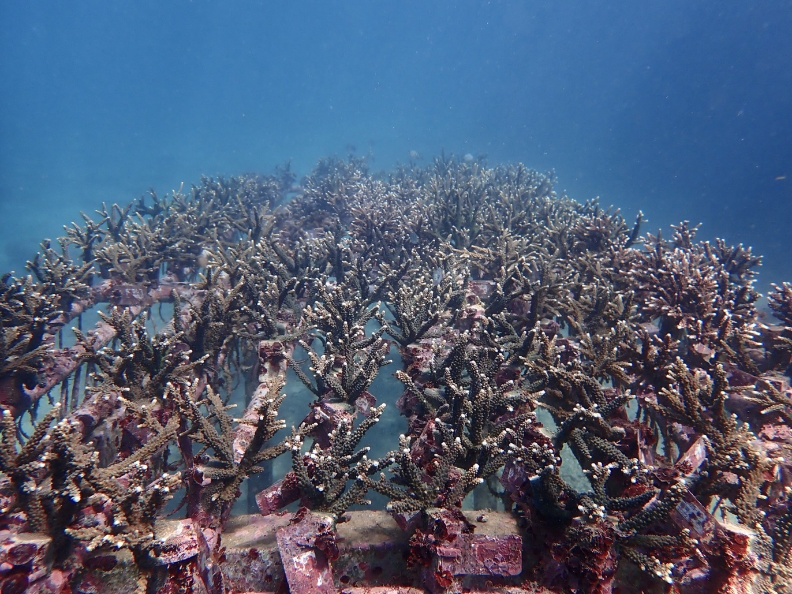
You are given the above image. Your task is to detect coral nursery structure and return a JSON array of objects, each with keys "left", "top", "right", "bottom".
[{"left": 0, "top": 155, "right": 791, "bottom": 593}]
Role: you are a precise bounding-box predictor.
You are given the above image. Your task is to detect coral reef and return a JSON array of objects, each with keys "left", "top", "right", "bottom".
[{"left": 0, "top": 156, "right": 790, "bottom": 593}]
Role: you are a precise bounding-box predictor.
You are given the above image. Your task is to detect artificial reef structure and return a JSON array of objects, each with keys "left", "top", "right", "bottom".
[{"left": 0, "top": 155, "right": 790, "bottom": 593}]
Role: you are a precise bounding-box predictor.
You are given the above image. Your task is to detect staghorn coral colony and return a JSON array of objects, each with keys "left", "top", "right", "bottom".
[{"left": 0, "top": 155, "right": 790, "bottom": 593}]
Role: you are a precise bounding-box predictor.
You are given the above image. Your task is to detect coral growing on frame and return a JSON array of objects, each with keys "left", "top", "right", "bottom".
[{"left": 0, "top": 155, "right": 790, "bottom": 593}]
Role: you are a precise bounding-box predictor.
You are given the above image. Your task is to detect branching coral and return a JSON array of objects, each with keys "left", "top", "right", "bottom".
[
  {"left": 0, "top": 399, "right": 181, "bottom": 569},
  {"left": 364, "top": 433, "right": 487, "bottom": 514},
  {"left": 175, "top": 379, "right": 291, "bottom": 525},
  {"left": 26, "top": 239, "right": 94, "bottom": 311},
  {"left": 79, "top": 307, "right": 200, "bottom": 406},
  {"left": 0, "top": 275, "right": 62, "bottom": 407},
  {"left": 369, "top": 341, "right": 535, "bottom": 515},
  {"left": 0, "top": 406, "right": 60, "bottom": 531},
  {"left": 291, "top": 281, "right": 391, "bottom": 403},
  {"left": 289, "top": 403, "right": 386, "bottom": 517},
  {"left": 1, "top": 155, "right": 790, "bottom": 593}
]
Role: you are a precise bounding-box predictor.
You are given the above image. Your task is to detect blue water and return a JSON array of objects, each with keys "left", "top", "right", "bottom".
[{"left": 2, "top": 1, "right": 791, "bottom": 288}]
